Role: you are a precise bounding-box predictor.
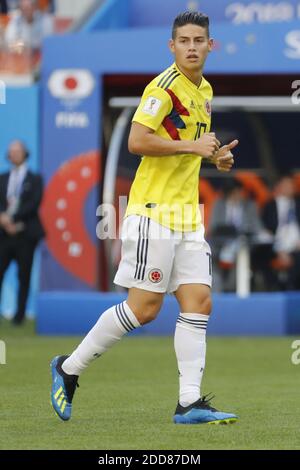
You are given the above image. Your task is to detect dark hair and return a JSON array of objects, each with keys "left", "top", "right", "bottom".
[
  {"left": 172, "top": 11, "right": 210, "bottom": 39},
  {"left": 222, "top": 178, "right": 243, "bottom": 197}
]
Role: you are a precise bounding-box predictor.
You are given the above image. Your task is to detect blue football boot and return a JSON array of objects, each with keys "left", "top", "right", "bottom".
[
  {"left": 50, "top": 355, "right": 79, "bottom": 421},
  {"left": 173, "top": 394, "right": 238, "bottom": 425}
]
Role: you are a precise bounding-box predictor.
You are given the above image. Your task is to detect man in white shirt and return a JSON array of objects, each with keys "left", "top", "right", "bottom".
[
  {"left": 262, "top": 174, "right": 300, "bottom": 290},
  {"left": 209, "top": 178, "right": 264, "bottom": 291}
]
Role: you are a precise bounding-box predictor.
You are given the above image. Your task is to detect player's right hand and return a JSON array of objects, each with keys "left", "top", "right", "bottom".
[{"left": 193, "top": 132, "right": 220, "bottom": 158}]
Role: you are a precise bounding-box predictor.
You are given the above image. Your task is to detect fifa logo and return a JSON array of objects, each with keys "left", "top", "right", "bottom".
[{"left": 0, "top": 340, "right": 6, "bottom": 365}]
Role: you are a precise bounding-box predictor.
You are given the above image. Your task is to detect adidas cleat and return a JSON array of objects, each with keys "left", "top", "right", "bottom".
[
  {"left": 173, "top": 394, "right": 238, "bottom": 425},
  {"left": 50, "top": 355, "right": 79, "bottom": 421}
]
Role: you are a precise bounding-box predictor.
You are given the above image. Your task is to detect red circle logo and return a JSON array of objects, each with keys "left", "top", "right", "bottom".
[
  {"left": 149, "top": 269, "right": 163, "bottom": 283},
  {"left": 64, "top": 77, "right": 78, "bottom": 90}
]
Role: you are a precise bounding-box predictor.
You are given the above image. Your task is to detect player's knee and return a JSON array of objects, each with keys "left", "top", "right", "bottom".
[
  {"left": 201, "top": 294, "right": 212, "bottom": 315},
  {"left": 180, "top": 292, "right": 212, "bottom": 316},
  {"left": 129, "top": 298, "right": 162, "bottom": 325},
  {"left": 139, "top": 300, "right": 162, "bottom": 325},
  {"left": 127, "top": 289, "right": 164, "bottom": 325}
]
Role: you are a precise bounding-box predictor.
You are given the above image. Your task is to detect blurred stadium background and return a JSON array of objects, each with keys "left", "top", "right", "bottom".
[{"left": 1, "top": 0, "right": 300, "bottom": 450}]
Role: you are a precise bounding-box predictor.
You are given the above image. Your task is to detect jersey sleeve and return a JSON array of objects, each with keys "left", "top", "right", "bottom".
[{"left": 132, "top": 85, "right": 173, "bottom": 131}]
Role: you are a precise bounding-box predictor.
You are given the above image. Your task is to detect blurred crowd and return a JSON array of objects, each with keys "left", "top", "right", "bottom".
[
  {"left": 0, "top": 0, "right": 89, "bottom": 76},
  {"left": 0, "top": 0, "right": 55, "bottom": 75},
  {"left": 2, "top": 0, "right": 54, "bottom": 49},
  {"left": 208, "top": 174, "right": 300, "bottom": 292}
]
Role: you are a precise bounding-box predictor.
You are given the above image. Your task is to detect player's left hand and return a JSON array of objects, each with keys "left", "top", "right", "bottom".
[{"left": 213, "top": 139, "right": 239, "bottom": 172}]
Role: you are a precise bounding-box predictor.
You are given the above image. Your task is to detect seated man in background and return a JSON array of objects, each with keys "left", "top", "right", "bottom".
[
  {"left": 0, "top": 140, "right": 45, "bottom": 324},
  {"left": 208, "top": 178, "right": 265, "bottom": 292},
  {"left": 4, "top": 0, "right": 53, "bottom": 51},
  {"left": 262, "top": 173, "right": 300, "bottom": 290}
]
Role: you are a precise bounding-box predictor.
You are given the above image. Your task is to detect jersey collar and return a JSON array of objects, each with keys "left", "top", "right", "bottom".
[{"left": 173, "top": 62, "right": 204, "bottom": 90}]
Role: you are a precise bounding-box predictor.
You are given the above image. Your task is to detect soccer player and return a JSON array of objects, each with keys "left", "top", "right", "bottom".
[{"left": 51, "top": 11, "right": 239, "bottom": 424}]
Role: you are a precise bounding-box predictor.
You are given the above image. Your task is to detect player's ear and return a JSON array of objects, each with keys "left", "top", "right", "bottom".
[
  {"left": 169, "top": 38, "right": 175, "bottom": 54},
  {"left": 208, "top": 38, "right": 214, "bottom": 52}
]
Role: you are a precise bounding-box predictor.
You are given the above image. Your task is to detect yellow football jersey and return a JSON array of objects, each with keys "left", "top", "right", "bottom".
[{"left": 125, "top": 62, "right": 213, "bottom": 231}]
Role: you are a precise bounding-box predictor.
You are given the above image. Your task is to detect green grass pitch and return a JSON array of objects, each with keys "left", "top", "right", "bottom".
[{"left": 0, "top": 319, "right": 299, "bottom": 450}]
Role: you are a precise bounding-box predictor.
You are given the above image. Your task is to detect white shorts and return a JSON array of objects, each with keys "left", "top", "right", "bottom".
[{"left": 114, "top": 215, "right": 212, "bottom": 293}]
